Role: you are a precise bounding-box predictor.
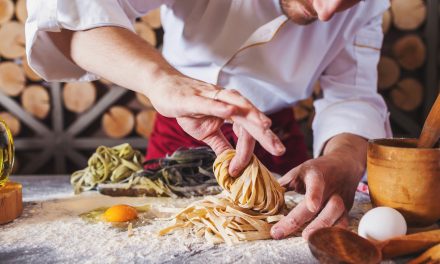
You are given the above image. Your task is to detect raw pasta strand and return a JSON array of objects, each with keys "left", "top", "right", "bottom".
[{"left": 159, "top": 149, "right": 286, "bottom": 244}]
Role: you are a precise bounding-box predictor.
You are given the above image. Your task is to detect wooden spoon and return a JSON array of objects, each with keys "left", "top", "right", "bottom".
[
  {"left": 418, "top": 94, "right": 440, "bottom": 148},
  {"left": 407, "top": 243, "right": 440, "bottom": 264},
  {"left": 308, "top": 227, "right": 440, "bottom": 264}
]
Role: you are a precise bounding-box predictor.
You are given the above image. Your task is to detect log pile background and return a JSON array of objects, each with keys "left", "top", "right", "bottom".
[
  {"left": 0, "top": 0, "right": 438, "bottom": 174},
  {"left": 0, "top": 0, "right": 159, "bottom": 174}
]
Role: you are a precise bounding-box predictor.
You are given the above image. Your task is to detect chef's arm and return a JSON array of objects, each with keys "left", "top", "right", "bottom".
[
  {"left": 47, "top": 26, "right": 285, "bottom": 162},
  {"left": 48, "top": 27, "right": 177, "bottom": 103}
]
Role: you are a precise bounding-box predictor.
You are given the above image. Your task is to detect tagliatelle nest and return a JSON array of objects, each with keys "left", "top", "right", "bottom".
[{"left": 159, "top": 150, "right": 286, "bottom": 245}]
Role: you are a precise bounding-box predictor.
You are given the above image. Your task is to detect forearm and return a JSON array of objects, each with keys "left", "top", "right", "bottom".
[
  {"left": 322, "top": 133, "right": 368, "bottom": 180},
  {"left": 48, "top": 26, "right": 179, "bottom": 96}
]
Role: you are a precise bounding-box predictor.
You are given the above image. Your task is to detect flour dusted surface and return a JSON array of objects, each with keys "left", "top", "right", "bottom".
[{"left": 0, "top": 176, "right": 376, "bottom": 264}]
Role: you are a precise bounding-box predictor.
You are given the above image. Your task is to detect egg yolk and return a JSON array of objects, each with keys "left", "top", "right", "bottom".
[{"left": 104, "top": 204, "right": 138, "bottom": 222}]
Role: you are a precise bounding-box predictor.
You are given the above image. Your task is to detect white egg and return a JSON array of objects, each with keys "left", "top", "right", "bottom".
[{"left": 358, "top": 206, "right": 407, "bottom": 242}]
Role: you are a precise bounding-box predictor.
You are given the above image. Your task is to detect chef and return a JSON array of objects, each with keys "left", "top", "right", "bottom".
[{"left": 26, "top": 0, "right": 391, "bottom": 240}]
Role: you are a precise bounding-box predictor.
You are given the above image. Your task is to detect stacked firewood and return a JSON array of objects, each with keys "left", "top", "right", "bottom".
[
  {"left": 0, "top": 0, "right": 159, "bottom": 141},
  {"left": 378, "top": 0, "right": 427, "bottom": 112}
]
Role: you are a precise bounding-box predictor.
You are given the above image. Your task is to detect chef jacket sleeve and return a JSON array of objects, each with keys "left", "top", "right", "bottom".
[
  {"left": 312, "top": 13, "right": 392, "bottom": 158},
  {"left": 25, "top": 0, "right": 169, "bottom": 82}
]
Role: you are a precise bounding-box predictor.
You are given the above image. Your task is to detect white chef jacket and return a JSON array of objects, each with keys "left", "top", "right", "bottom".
[{"left": 25, "top": 0, "right": 392, "bottom": 158}]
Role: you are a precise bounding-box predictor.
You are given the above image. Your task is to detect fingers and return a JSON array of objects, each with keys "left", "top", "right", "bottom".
[
  {"left": 233, "top": 115, "right": 285, "bottom": 156},
  {"left": 213, "top": 89, "right": 272, "bottom": 126},
  {"left": 278, "top": 164, "right": 324, "bottom": 213},
  {"left": 184, "top": 87, "right": 285, "bottom": 157},
  {"left": 271, "top": 201, "right": 316, "bottom": 240},
  {"left": 302, "top": 194, "right": 346, "bottom": 240},
  {"left": 203, "top": 129, "right": 233, "bottom": 156},
  {"left": 181, "top": 95, "right": 237, "bottom": 120},
  {"left": 229, "top": 124, "right": 255, "bottom": 177},
  {"left": 212, "top": 89, "right": 286, "bottom": 157},
  {"left": 302, "top": 166, "right": 325, "bottom": 213}
]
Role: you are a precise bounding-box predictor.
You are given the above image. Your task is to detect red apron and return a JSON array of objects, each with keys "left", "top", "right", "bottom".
[{"left": 145, "top": 108, "right": 309, "bottom": 175}]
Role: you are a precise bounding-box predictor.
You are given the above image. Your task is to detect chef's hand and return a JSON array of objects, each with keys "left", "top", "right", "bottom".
[
  {"left": 147, "top": 75, "right": 285, "bottom": 165},
  {"left": 270, "top": 133, "right": 368, "bottom": 240}
]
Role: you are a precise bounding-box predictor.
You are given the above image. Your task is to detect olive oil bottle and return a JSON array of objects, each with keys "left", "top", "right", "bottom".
[{"left": 0, "top": 120, "right": 14, "bottom": 187}]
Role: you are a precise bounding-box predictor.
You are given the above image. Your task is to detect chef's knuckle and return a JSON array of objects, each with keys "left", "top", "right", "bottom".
[
  {"left": 315, "top": 217, "right": 333, "bottom": 227},
  {"left": 328, "top": 195, "right": 345, "bottom": 213}
]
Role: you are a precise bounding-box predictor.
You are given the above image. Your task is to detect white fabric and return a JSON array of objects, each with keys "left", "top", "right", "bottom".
[{"left": 25, "top": 0, "right": 392, "bottom": 158}]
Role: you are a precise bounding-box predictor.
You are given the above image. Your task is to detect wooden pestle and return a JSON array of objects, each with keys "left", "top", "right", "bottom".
[{"left": 418, "top": 94, "right": 440, "bottom": 148}]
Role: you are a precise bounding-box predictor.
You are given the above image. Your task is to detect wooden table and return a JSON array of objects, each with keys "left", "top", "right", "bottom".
[{"left": 0, "top": 176, "right": 405, "bottom": 264}]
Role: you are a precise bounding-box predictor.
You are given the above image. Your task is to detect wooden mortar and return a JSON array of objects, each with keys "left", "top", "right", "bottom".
[{"left": 367, "top": 138, "right": 440, "bottom": 227}]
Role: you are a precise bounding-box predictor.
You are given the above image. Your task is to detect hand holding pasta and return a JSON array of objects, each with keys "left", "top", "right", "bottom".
[{"left": 159, "top": 149, "right": 286, "bottom": 244}]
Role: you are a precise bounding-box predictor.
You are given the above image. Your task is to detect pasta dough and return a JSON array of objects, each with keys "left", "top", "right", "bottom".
[{"left": 159, "top": 150, "right": 286, "bottom": 244}]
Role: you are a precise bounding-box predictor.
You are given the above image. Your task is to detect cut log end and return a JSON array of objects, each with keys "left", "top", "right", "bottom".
[
  {"left": 392, "top": 34, "right": 426, "bottom": 71},
  {"left": 135, "top": 110, "right": 156, "bottom": 138},
  {"left": 21, "top": 85, "right": 51, "bottom": 119},
  {"left": 102, "top": 106, "right": 135, "bottom": 139},
  {"left": 0, "top": 22, "right": 26, "bottom": 59},
  {"left": 293, "top": 97, "right": 314, "bottom": 121},
  {"left": 22, "top": 56, "right": 43, "bottom": 81},
  {"left": 135, "top": 22, "right": 157, "bottom": 47},
  {"left": 378, "top": 56, "right": 400, "bottom": 91},
  {"left": 63, "top": 82, "right": 97, "bottom": 113},
  {"left": 382, "top": 9, "right": 392, "bottom": 34},
  {"left": 15, "top": 0, "right": 28, "bottom": 24},
  {"left": 390, "top": 78, "right": 423, "bottom": 112},
  {"left": 0, "top": 62, "right": 26, "bottom": 96},
  {"left": 141, "top": 8, "right": 161, "bottom": 29},
  {"left": 136, "top": 93, "right": 153, "bottom": 108},
  {"left": 391, "top": 0, "right": 427, "bottom": 30},
  {"left": 0, "top": 112, "right": 21, "bottom": 136},
  {"left": 0, "top": 0, "right": 14, "bottom": 25}
]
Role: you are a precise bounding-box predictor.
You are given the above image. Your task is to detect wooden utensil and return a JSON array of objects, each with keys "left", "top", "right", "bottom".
[
  {"left": 367, "top": 138, "right": 440, "bottom": 227},
  {"left": 418, "top": 94, "right": 440, "bottom": 148},
  {"left": 407, "top": 243, "right": 440, "bottom": 264},
  {"left": 308, "top": 227, "right": 440, "bottom": 264}
]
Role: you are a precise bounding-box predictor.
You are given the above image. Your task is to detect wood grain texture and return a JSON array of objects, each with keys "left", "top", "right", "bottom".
[
  {"left": 393, "top": 34, "right": 426, "bottom": 71},
  {"left": 102, "top": 106, "right": 135, "bottom": 139},
  {"left": 378, "top": 56, "right": 400, "bottom": 90},
  {"left": 391, "top": 0, "right": 427, "bottom": 30},
  {"left": 0, "top": 22, "right": 26, "bottom": 59},
  {"left": 135, "top": 110, "right": 156, "bottom": 138},
  {"left": 141, "top": 8, "right": 161, "bottom": 29},
  {"left": 22, "top": 56, "right": 43, "bottom": 82},
  {"left": 379, "top": 230, "right": 440, "bottom": 260},
  {"left": 382, "top": 9, "right": 392, "bottom": 34},
  {"left": 63, "top": 82, "right": 97, "bottom": 113},
  {"left": 136, "top": 93, "right": 153, "bottom": 108},
  {"left": 0, "top": 111, "right": 21, "bottom": 136},
  {"left": 135, "top": 22, "right": 157, "bottom": 47},
  {"left": 0, "top": 62, "right": 26, "bottom": 96},
  {"left": 308, "top": 227, "right": 381, "bottom": 264},
  {"left": 368, "top": 138, "right": 440, "bottom": 227},
  {"left": 418, "top": 94, "right": 440, "bottom": 148},
  {"left": 390, "top": 78, "right": 423, "bottom": 112},
  {"left": 15, "top": 0, "right": 27, "bottom": 24},
  {"left": 0, "top": 181, "right": 23, "bottom": 225},
  {"left": 0, "top": 0, "right": 14, "bottom": 25},
  {"left": 21, "top": 85, "right": 51, "bottom": 119}
]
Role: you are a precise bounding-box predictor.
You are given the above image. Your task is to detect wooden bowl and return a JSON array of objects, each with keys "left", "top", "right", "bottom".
[
  {"left": 308, "top": 227, "right": 381, "bottom": 264},
  {"left": 367, "top": 138, "right": 440, "bottom": 227}
]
